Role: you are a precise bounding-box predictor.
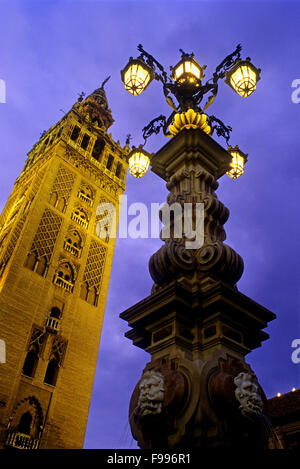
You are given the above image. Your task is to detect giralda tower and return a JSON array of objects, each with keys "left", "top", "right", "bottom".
[{"left": 0, "top": 83, "right": 128, "bottom": 449}]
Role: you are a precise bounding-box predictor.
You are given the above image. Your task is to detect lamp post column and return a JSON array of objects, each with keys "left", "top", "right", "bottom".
[{"left": 120, "top": 129, "right": 276, "bottom": 449}]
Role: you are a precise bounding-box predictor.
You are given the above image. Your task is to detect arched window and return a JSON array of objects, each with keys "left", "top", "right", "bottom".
[
  {"left": 25, "top": 253, "right": 47, "bottom": 277},
  {"left": 8, "top": 396, "right": 44, "bottom": 445},
  {"left": 80, "top": 282, "right": 89, "bottom": 301},
  {"left": 64, "top": 230, "right": 82, "bottom": 257},
  {"left": 104, "top": 225, "right": 109, "bottom": 243},
  {"left": 50, "top": 307, "right": 61, "bottom": 319},
  {"left": 91, "top": 138, "right": 105, "bottom": 161},
  {"left": 81, "top": 283, "right": 99, "bottom": 307},
  {"left": 49, "top": 191, "right": 58, "bottom": 207},
  {"left": 81, "top": 134, "right": 90, "bottom": 150},
  {"left": 70, "top": 125, "right": 81, "bottom": 142},
  {"left": 25, "top": 251, "right": 38, "bottom": 271},
  {"left": 54, "top": 262, "right": 75, "bottom": 292},
  {"left": 57, "top": 264, "right": 72, "bottom": 283},
  {"left": 17, "top": 411, "right": 32, "bottom": 435},
  {"left": 56, "top": 197, "right": 67, "bottom": 213},
  {"left": 78, "top": 185, "right": 94, "bottom": 205},
  {"left": 89, "top": 287, "right": 99, "bottom": 307},
  {"left": 115, "top": 162, "right": 122, "bottom": 179},
  {"left": 106, "top": 154, "right": 114, "bottom": 171},
  {"left": 22, "top": 346, "right": 38, "bottom": 378},
  {"left": 35, "top": 256, "right": 47, "bottom": 277},
  {"left": 44, "top": 356, "right": 59, "bottom": 386}
]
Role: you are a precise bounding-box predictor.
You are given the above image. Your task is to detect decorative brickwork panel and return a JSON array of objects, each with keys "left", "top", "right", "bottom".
[
  {"left": 0, "top": 168, "right": 47, "bottom": 271},
  {"left": 29, "top": 209, "right": 62, "bottom": 261},
  {"left": 49, "top": 335, "right": 68, "bottom": 366},
  {"left": 0, "top": 215, "right": 26, "bottom": 269},
  {"left": 50, "top": 165, "right": 75, "bottom": 204},
  {"left": 0, "top": 194, "right": 18, "bottom": 230},
  {"left": 29, "top": 326, "right": 46, "bottom": 350},
  {"left": 30, "top": 166, "right": 47, "bottom": 200},
  {"left": 82, "top": 240, "right": 107, "bottom": 290},
  {"left": 95, "top": 196, "right": 115, "bottom": 241}
]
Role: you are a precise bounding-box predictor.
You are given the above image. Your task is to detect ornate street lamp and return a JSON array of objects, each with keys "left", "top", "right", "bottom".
[
  {"left": 119, "top": 46, "right": 276, "bottom": 451},
  {"left": 121, "top": 44, "right": 260, "bottom": 179},
  {"left": 227, "top": 145, "right": 248, "bottom": 179},
  {"left": 225, "top": 57, "right": 261, "bottom": 97},
  {"left": 121, "top": 57, "right": 154, "bottom": 96},
  {"left": 170, "top": 51, "right": 205, "bottom": 90},
  {"left": 128, "top": 145, "right": 152, "bottom": 178}
]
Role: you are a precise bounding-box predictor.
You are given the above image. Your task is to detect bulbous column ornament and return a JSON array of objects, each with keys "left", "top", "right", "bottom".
[{"left": 149, "top": 130, "right": 244, "bottom": 290}]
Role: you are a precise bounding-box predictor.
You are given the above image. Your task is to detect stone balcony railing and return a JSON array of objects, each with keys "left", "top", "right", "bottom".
[
  {"left": 45, "top": 316, "right": 60, "bottom": 333},
  {"left": 6, "top": 431, "right": 39, "bottom": 450},
  {"left": 77, "top": 191, "right": 93, "bottom": 206},
  {"left": 71, "top": 212, "right": 89, "bottom": 229},
  {"left": 63, "top": 240, "right": 80, "bottom": 258},
  {"left": 53, "top": 274, "right": 74, "bottom": 293}
]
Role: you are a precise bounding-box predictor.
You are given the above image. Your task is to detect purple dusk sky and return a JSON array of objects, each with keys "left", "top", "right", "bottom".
[{"left": 0, "top": 0, "right": 299, "bottom": 449}]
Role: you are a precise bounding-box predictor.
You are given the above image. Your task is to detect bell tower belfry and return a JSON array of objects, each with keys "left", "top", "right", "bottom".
[{"left": 0, "top": 82, "right": 129, "bottom": 449}]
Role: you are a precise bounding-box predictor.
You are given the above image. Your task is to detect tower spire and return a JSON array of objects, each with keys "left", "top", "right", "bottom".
[{"left": 80, "top": 77, "right": 114, "bottom": 130}]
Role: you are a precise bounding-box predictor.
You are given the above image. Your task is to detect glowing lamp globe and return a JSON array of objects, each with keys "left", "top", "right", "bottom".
[
  {"left": 128, "top": 147, "right": 151, "bottom": 178},
  {"left": 121, "top": 57, "right": 154, "bottom": 96},
  {"left": 171, "top": 53, "right": 205, "bottom": 89},
  {"left": 227, "top": 145, "right": 248, "bottom": 179},
  {"left": 225, "top": 57, "right": 261, "bottom": 97}
]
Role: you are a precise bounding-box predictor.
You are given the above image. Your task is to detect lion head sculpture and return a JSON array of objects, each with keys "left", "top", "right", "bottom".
[
  {"left": 138, "top": 370, "right": 165, "bottom": 417},
  {"left": 234, "top": 371, "right": 263, "bottom": 417}
]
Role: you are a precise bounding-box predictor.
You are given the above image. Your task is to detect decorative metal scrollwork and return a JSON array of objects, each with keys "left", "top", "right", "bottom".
[{"left": 135, "top": 44, "right": 242, "bottom": 146}]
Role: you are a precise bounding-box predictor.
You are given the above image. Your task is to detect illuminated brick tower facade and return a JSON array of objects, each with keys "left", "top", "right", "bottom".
[{"left": 0, "top": 83, "right": 129, "bottom": 449}]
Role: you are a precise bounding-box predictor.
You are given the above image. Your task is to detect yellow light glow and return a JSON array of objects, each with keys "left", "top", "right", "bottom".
[
  {"left": 173, "top": 58, "right": 203, "bottom": 83},
  {"left": 169, "top": 109, "right": 212, "bottom": 136},
  {"left": 225, "top": 58, "right": 261, "bottom": 98},
  {"left": 226, "top": 146, "right": 248, "bottom": 179},
  {"left": 185, "top": 61, "right": 191, "bottom": 73},
  {"left": 128, "top": 150, "right": 150, "bottom": 178},
  {"left": 292, "top": 387, "right": 296, "bottom": 392},
  {"left": 277, "top": 393, "right": 281, "bottom": 397},
  {"left": 175, "top": 64, "right": 184, "bottom": 80},
  {"left": 191, "top": 63, "right": 201, "bottom": 78},
  {"left": 122, "top": 59, "right": 152, "bottom": 96}
]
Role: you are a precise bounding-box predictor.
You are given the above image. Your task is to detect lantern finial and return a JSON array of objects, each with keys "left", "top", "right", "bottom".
[
  {"left": 121, "top": 57, "right": 154, "bottom": 96},
  {"left": 225, "top": 58, "right": 261, "bottom": 97},
  {"left": 128, "top": 145, "right": 152, "bottom": 178},
  {"left": 227, "top": 145, "right": 248, "bottom": 179}
]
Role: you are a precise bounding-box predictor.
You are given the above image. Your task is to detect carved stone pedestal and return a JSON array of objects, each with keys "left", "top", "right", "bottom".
[{"left": 120, "top": 129, "right": 276, "bottom": 449}]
